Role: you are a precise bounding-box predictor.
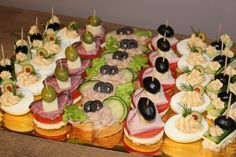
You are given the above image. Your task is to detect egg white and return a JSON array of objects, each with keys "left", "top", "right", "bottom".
[
  {"left": 17, "top": 76, "right": 46, "bottom": 96},
  {"left": 177, "top": 54, "right": 210, "bottom": 72},
  {"left": 124, "top": 128, "right": 164, "bottom": 145},
  {"left": 176, "top": 39, "right": 191, "bottom": 56},
  {"left": 31, "top": 61, "right": 56, "bottom": 77},
  {"left": 54, "top": 47, "right": 66, "bottom": 61},
  {"left": 33, "top": 118, "right": 66, "bottom": 130},
  {"left": 176, "top": 73, "right": 211, "bottom": 91},
  {"left": 164, "top": 114, "right": 209, "bottom": 143},
  {"left": 170, "top": 91, "right": 210, "bottom": 114},
  {"left": 0, "top": 88, "right": 34, "bottom": 116},
  {"left": 57, "top": 28, "right": 80, "bottom": 49}
]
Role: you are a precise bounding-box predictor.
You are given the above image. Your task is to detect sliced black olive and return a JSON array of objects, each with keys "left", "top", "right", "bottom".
[
  {"left": 218, "top": 92, "right": 236, "bottom": 103},
  {"left": 157, "top": 24, "right": 174, "bottom": 38},
  {"left": 84, "top": 101, "right": 92, "bottom": 113},
  {"left": 143, "top": 77, "right": 161, "bottom": 94},
  {"left": 47, "top": 23, "right": 61, "bottom": 31},
  {"left": 214, "top": 115, "right": 236, "bottom": 131},
  {"left": 155, "top": 57, "right": 169, "bottom": 73},
  {"left": 15, "top": 45, "right": 28, "bottom": 54},
  {"left": 100, "top": 65, "right": 110, "bottom": 75},
  {"left": 93, "top": 81, "right": 104, "bottom": 93},
  {"left": 215, "top": 73, "right": 229, "bottom": 85},
  {"left": 30, "top": 33, "right": 42, "bottom": 42},
  {"left": 123, "top": 26, "right": 134, "bottom": 35},
  {"left": 213, "top": 55, "right": 230, "bottom": 67},
  {"left": 128, "top": 39, "right": 138, "bottom": 48},
  {"left": 112, "top": 51, "right": 129, "bottom": 61},
  {"left": 108, "top": 66, "right": 118, "bottom": 75},
  {"left": 102, "top": 82, "right": 113, "bottom": 94},
  {"left": 116, "top": 28, "right": 124, "bottom": 35},
  {"left": 90, "top": 100, "right": 103, "bottom": 112},
  {"left": 138, "top": 97, "right": 156, "bottom": 121},
  {"left": 0, "top": 65, "right": 13, "bottom": 73},
  {"left": 157, "top": 38, "right": 171, "bottom": 52},
  {"left": 120, "top": 39, "right": 129, "bottom": 49},
  {"left": 210, "top": 41, "right": 226, "bottom": 50}
]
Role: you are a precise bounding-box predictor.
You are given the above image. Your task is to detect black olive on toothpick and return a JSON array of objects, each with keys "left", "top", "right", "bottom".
[
  {"left": 157, "top": 19, "right": 174, "bottom": 38},
  {"left": 138, "top": 97, "right": 156, "bottom": 121}
]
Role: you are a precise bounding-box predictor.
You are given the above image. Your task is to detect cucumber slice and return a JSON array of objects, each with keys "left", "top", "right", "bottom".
[
  {"left": 203, "top": 129, "right": 232, "bottom": 144},
  {"left": 103, "top": 96, "right": 128, "bottom": 122},
  {"left": 102, "top": 52, "right": 113, "bottom": 60},
  {"left": 119, "top": 68, "right": 133, "bottom": 83},
  {"left": 79, "top": 80, "right": 99, "bottom": 93}
]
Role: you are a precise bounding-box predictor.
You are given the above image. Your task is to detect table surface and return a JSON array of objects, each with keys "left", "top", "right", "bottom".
[{"left": 0, "top": 4, "right": 236, "bottom": 157}]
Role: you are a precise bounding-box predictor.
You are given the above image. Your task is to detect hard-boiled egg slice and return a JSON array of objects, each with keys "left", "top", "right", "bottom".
[
  {"left": 176, "top": 73, "right": 211, "bottom": 91},
  {"left": 176, "top": 39, "right": 190, "bottom": 56},
  {"left": 17, "top": 76, "right": 46, "bottom": 96},
  {"left": 1, "top": 88, "right": 34, "bottom": 116},
  {"left": 164, "top": 114, "right": 209, "bottom": 143},
  {"left": 31, "top": 61, "right": 56, "bottom": 77},
  {"left": 57, "top": 28, "right": 80, "bottom": 49},
  {"left": 54, "top": 47, "right": 66, "bottom": 60},
  {"left": 177, "top": 54, "right": 210, "bottom": 72},
  {"left": 170, "top": 91, "right": 210, "bottom": 113},
  {"left": 33, "top": 119, "right": 66, "bottom": 130}
]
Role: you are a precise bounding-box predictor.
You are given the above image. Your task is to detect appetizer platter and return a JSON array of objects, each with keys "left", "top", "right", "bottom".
[{"left": 0, "top": 8, "right": 236, "bottom": 157}]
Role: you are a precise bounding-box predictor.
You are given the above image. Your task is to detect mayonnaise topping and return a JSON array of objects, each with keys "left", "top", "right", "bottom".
[
  {"left": 0, "top": 90, "right": 21, "bottom": 106},
  {"left": 181, "top": 91, "right": 204, "bottom": 107},
  {"left": 229, "top": 83, "right": 236, "bottom": 95},
  {"left": 17, "top": 72, "right": 39, "bottom": 86},
  {"left": 208, "top": 79, "right": 223, "bottom": 91},
  {"left": 206, "top": 45, "right": 218, "bottom": 57},
  {"left": 29, "top": 25, "right": 38, "bottom": 35},
  {"left": 212, "top": 98, "right": 224, "bottom": 110},
  {"left": 187, "top": 34, "right": 207, "bottom": 51},
  {"left": 221, "top": 34, "right": 232, "bottom": 46},
  {"left": 16, "top": 52, "right": 27, "bottom": 62},
  {"left": 32, "top": 56, "right": 53, "bottom": 66},
  {"left": 186, "top": 53, "right": 207, "bottom": 66},
  {"left": 175, "top": 115, "right": 203, "bottom": 133},
  {"left": 222, "top": 48, "right": 234, "bottom": 58},
  {"left": 43, "top": 42, "right": 61, "bottom": 54},
  {"left": 61, "top": 27, "right": 79, "bottom": 39},
  {"left": 32, "top": 40, "right": 43, "bottom": 48},
  {"left": 0, "top": 71, "right": 12, "bottom": 80},
  {"left": 209, "top": 125, "right": 224, "bottom": 137},
  {"left": 0, "top": 59, "right": 10, "bottom": 66},
  {"left": 16, "top": 39, "right": 27, "bottom": 46},
  {"left": 225, "top": 66, "right": 236, "bottom": 77},
  {"left": 208, "top": 61, "right": 221, "bottom": 72},
  {"left": 185, "top": 69, "right": 206, "bottom": 85},
  {"left": 49, "top": 15, "right": 60, "bottom": 24}
]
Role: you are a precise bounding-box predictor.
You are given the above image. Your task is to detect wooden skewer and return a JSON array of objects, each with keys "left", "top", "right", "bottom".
[
  {"left": 36, "top": 17, "right": 39, "bottom": 34},
  {"left": 21, "top": 27, "right": 24, "bottom": 44},
  {"left": 93, "top": 9, "right": 96, "bottom": 17},
  {"left": 59, "top": 59, "right": 63, "bottom": 69},
  {"left": 227, "top": 75, "right": 231, "bottom": 93},
  {"left": 165, "top": 19, "right": 168, "bottom": 27},
  {"left": 51, "top": 6, "right": 54, "bottom": 18},
  {"left": 45, "top": 79, "right": 48, "bottom": 89},
  {"left": 223, "top": 55, "right": 228, "bottom": 75},
  {"left": 220, "top": 39, "right": 224, "bottom": 55},
  {"left": 217, "top": 24, "right": 222, "bottom": 42},
  {"left": 162, "top": 32, "right": 167, "bottom": 62},
  {"left": 1, "top": 43, "right": 5, "bottom": 66},
  {"left": 13, "top": 45, "right": 16, "bottom": 55},
  {"left": 226, "top": 92, "right": 232, "bottom": 119}
]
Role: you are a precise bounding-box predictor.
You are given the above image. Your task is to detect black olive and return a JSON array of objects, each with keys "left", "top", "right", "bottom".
[
  {"left": 157, "top": 24, "right": 174, "bottom": 38},
  {"left": 213, "top": 55, "right": 230, "bottom": 67},
  {"left": 218, "top": 92, "right": 236, "bottom": 103},
  {"left": 215, "top": 73, "right": 229, "bottom": 85},
  {"left": 123, "top": 26, "right": 134, "bottom": 35},
  {"left": 116, "top": 28, "right": 125, "bottom": 35},
  {"left": 112, "top": 51, "right": 128, "bottom": 61},
  {"left": 0, "top": 65, "right": 13, "bottom": 73},
  {"left": 128, "top": 39, "right": 138, "bottom": 48},
  {"left": 210, "top": 41, "right": 226, "bottom": 50},
  {"left": 47, "top": 23, "right": 61, "bottom": 31},
  {"left": 108, "top": 66, "right": 118, "bottom": 75},
  {"left": 157, "top": 38, "right": 171, "bottom": 52},
  {"left": 100, "top": 65, "right": 110, "bottom": 75},
  {"left": 93, "top": 81, "right": 104, "bottom": 92},
  {"left": 138, "top": 97, "right": 156, "bottom": 121},
  {"left": 120, "top": 39, "right": 129, "bottom": 49},
  {"left": 155, "top": 57, "right": 169, "bottom": 73},
  {"left": 102, "top": 82, "right": 113, "bottom": 94},
  {"left": 30, "top": 33, "right": 42, "bottom": 42},
  {"left": 214, "top": 115, "right": 236, "bottom": 131},
  {"left": 143, "top": 77, "right": 161, "bottom": 94},
  {"left": 15, "top": 45, "right": 28, "bottom": 54},
  {"left": 84, "top": 101, "right": 92, "bottom": 113},
  {"left": 84, "top": 100, "right": 103, "bottom": 112}
]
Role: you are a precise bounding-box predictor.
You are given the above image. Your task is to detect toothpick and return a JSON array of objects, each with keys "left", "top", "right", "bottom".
[
  {"left": 21, "top": 27, "right": 24, "bottom": 44},
  {"left": 146, "top": 98, "right": 149, "bottom": 106},
  {"left": 45, "top": 79, "right": 48, "bottom": 89},
  {"left": 226, "top": 92, "right": 232, "bottom": 119},
  {"left": 51, "top": 6, "right": 54, "bottom": 18},
  {"left": 151, "top": 69, "right": 155, "bottom": 81},
  {"left": 93, "top": 9, "right": 96, "bottom": 17},
  {"left": 220, "top": 40, "right": 224, "bottom": 55},
  {"left": 162, "top": 32, "right": 167, "bottom": 62},
  {"left": 1, "top": 43, "right": 5, "bottom": 66},
  {"left": 59, "top": 59, "right": 63, "bottom": 69},
  {"left": 217, "top": 24, "right": 222, "bottom": 42},
  {"left": 227, "top": 75, "right": 231, "bottom": 93},
  {"left": 14, "top": 45, "right": 16, "bottom": 55},
  {"left": 36, "top": 17, "right": 38, "bottom": 33},
  {"left": 223, "top": 55, "right": 228, "bottom": 75},
  {"left": 165, "top": 19, "right": 168, "bottom": 27}
]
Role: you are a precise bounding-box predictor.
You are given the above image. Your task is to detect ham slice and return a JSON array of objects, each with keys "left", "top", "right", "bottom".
[
  {"left": 29, "top": 92, "right": 73, "bottom": 120},
  {"left": 151, "top": 35, "right": 178, "bottom": 50},
  {"left": 74, "top": 40, "right": 102, "bottom": 58},
  {"left": 45, "top": 73, "right": 83, "bottom": 94},
  {"left": 126, "top": 108, "right": 165, "bottom": 136},
  {"left": 56, "top": 58, "right": 91, "bottom": 75}
]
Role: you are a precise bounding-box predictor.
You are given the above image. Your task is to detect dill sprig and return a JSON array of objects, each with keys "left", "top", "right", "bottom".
[
  {"left": 179, "top": 83, "right": 193, "bottom": 91},
  {"left": 179, "top": 103, "right": 192, "bottom": 117}
]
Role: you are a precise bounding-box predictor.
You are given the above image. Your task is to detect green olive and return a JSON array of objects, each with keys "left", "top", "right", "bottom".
[
  {"left": 82, "top": 31, "right": 94, "bottom": 44},
  {"left": 88, "top": 16, "right": 100, "bottom": 26},
  {"left": 54, "top": 64, "right": 69, "bottom": 81},
  {"left": 41, "top": 85, "right": 57, "bottom": 103},
  {"left": 65, "top": 46, "right": 78, "bottom": 61}
]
